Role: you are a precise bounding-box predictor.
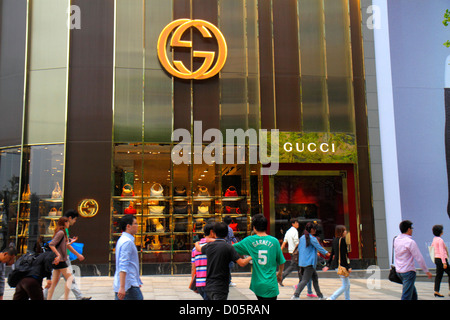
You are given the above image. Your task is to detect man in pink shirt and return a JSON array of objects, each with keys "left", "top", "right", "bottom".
[{"left": 394, "top": 220, "right": 432, "bottom": 300}]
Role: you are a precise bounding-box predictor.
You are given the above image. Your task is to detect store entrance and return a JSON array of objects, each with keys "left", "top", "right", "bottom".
[{"left": 263, "top": 164, "right": 359, "bottom": 260}]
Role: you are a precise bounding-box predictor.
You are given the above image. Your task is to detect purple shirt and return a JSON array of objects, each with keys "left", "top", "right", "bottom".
[{"left": 394, "top": 234, "right": 429, "bottom": 274}]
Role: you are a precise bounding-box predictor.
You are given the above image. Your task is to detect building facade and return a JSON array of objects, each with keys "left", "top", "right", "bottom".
[{"left": 0, "top": 0, "right": 388, "bottom": 275}]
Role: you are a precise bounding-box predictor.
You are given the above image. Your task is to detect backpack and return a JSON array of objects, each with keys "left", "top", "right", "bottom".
[{"left": 7, "top": 252, "right": 38, "bottom": 288}]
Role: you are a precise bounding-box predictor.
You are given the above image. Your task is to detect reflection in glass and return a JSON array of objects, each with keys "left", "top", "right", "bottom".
[
  {"left": 17, "top": 144, "right": 64, "bottom": 255},
  {"left": 0, "top": 148, "right": 21, "bottom": 251}
]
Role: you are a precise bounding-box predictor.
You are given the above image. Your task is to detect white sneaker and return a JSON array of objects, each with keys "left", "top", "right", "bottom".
[
  {"left": 290, "top": 295, "right": 300, "bottom": 300},
  {"left": 229, "top": 282, "right": 236, "bottom": 287}
]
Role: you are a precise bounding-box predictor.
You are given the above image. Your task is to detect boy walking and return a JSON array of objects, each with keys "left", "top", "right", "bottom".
[
  {"left": 233, "top": 214, "right": 286, "bottom": 300},
  {"left": 197, "top": 222, "right": 251, "bottom": 300}
]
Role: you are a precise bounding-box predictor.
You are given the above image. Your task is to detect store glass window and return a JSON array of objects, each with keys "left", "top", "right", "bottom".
[
  {"left": 0, "top": 148, "right": 21, "bottom": 252},
  {"left": 271, "top": 172, "right": 349, "bottom": 251},
  {"left": 18, "top": 144, "right": 64, "bottom": 255}
]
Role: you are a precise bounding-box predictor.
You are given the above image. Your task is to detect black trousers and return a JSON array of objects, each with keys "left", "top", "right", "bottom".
[
  {"left": 434, "top": 258, "right": 450, "bottom": 292},
  {"left": 282, "top": 254, "right": 300, "bottom": 281}
]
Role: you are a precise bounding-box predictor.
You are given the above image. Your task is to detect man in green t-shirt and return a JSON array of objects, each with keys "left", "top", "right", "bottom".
[{"left": 233, "top": 214, "right": 286, "bottom": 300}]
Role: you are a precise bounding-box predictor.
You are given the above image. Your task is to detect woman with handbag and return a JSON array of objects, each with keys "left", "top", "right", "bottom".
[
  {"left": 430, "top": 225, "right": 450, "bottom": 297},
  {"left": 323, "top": 225, "right": 352, "bottom": 300},
  {"left": 46, "top": 217, "right": 73, "bottom": 300}
]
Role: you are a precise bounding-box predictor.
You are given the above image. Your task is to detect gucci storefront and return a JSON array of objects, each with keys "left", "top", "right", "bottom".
[{"left": 0, "top": 0, "right": 378, "bottom": 275}]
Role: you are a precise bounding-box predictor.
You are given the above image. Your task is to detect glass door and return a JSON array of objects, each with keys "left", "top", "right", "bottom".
[{"left": 265, "top": 166, "right": 359, "bottom": 261}]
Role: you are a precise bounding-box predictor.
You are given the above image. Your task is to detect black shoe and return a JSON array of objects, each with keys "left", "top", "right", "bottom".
[{"left": 80, "top": 297, "right": 92, "bottom": 300}]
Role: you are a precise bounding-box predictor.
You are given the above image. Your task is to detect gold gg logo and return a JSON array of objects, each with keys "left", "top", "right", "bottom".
[
  {"left": 157, "top": 19, "right": 227, "bottom": 80},
  {"left": 77, "top": 199, "right": 99, "bottom": 218}
]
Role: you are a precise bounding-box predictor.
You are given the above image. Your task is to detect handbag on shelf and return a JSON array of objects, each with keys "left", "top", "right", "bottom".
[
  {"left": 149, "top": 205, "right": 165, "bottom": 215},
  {"left": 388, "top": 236, "right": 403, "bottom": 284},
  {"left": 174, "top": 218, "right": 188, "bottom": 232},
  {"left": 124, "top": 203, "right": 137, "bottom": 215},
  {"left": 174, "top": 186, "right": 187, "bottom": 197},
  {"left": 197, "top": 186, "right": 210, "bottom": 197},
  {"left": 121, "top": 184, "right": 135, "bottom": 197},
  {"left": 150, "top": 235, "right": 161, "bottom": 250},
  {"left": 22, "top": 184, "right": 30, "bottom": 201},
  {"left": 49, "top": 208, "right": 58, "bottom": 217},
  {"left": 150, "top": 183, "right": 164, "bottom": 197},
  {"left": 47, "top": 220, "right": 56, "bottom": 235},
  {"left": 225, "top": 206, "right": 241, "bottom": 214},
  {"left": 51, "top": 182, "right": 62, "bottom": 199},
  {"left": 337, "top": 238, "right": 350, "bottom": 277},
  {"left": 197, "top": 205, "right": 209, "bottom": 214},
  {"left": 224, "top": 186, "right": 238, "bottom": 197},
  {"left": 173, "top": 205, "right": 188, "bottom": 214}
]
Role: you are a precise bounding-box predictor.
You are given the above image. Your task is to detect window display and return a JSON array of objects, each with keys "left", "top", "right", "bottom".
[
  {"left": 11, "top": 145, "right": 65, "bottom": 255},
  {"left": 110, "top": 143, "right": 258, "bottom": 274}
]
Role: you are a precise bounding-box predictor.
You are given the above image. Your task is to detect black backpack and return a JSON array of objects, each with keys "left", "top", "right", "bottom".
[{"left": 7, "top": 252, "right": 38, "bottom": 288}]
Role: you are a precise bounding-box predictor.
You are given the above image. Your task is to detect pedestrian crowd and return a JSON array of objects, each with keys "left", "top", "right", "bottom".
[{"left": 0, "top": 213, "right": 448, "bottom": 301}]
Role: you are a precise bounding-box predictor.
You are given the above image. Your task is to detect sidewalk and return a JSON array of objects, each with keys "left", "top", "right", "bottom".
[{"left": 3, "top": 271, "right": 448, "bottom": 300}]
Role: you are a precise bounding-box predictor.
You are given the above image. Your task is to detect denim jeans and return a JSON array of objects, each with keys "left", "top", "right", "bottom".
[
  {"left": 329, "top": 273, "right": 350, "bottom": 300},
  {"left": 115, "top": 286, "right": 143, "bottom": 300},
  {"left": 398, "top": 271, "right": 418, "bottom": 300}
]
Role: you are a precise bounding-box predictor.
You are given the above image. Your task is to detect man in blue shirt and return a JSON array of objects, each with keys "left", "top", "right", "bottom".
[{"left": 114, "top": 215, "right": 143, "bottom": 300}]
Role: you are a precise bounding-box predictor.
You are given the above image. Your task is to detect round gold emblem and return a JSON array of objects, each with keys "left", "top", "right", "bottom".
[
  {"left": 77, "top": 199, "right": 99, "bottom": 218},
  {"left": 157, "top": 19, "right": 228, "bottom": 80}
]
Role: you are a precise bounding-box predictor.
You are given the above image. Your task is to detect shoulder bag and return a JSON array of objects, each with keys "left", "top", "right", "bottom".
[
  {"left": 337, "top": 237, "right": 349, "bottom": 277},
  {"left": 388, "top": 236, "right": 403, "bottom": 284}
]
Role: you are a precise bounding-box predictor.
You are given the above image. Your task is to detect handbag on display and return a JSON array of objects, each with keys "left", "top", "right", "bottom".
[
  {"left": 224, "top": 186, "right": 238, "bottom": 197},
  {"left": 225, "top": 206, "right": 241, "bottom": 214},
  {"left": 149, "top": 205, "right": 165, "bottom": 215},
  {"left": 147, "top": 218, "right": 164, "bottom": 232},
  {"left": 197, "top": 205, "right": 209, "bottom": 214},
  {"left": 47, "top": 220, "right": 56, "bottom": 235},
  {"left": 22, "top": 184, "right": 30, "bottom": 201},
  {"left": 121, "top": 184, "right": 135, "bottom": 197},
  {"left": 150, "top": 183, "right": 164, "bottom": 197},
  {"left": 51, "top": 182, "right": 62, "bottom": 199},
  {"left": 124, "top": 203, "right": 137, "bottom": 215},
  {"left": 197, "top": 186, "right": 210, "bottom": 197},
  {"left": 49, "top": 208, "right": 58, "bottom": 217},
  {"left": 174, "top": 186, "right": 187, "bottom": 197},
  {"left": 193, "top": 218, "right": 206, "bottom": 233},
  {"left": 173, "top": 205, "right": 188, "bottom": 214},
  {"left": 337, "top": 238, "right": 350, "bottom": 277},
  {"left": 388, "top": 237, "right": 402, "bottom": 284},
  {"left": 150, "top": 235, "right": 161, "bottom": 250},
  {"left": 174, "top": 218, "right": 188, "bottom": 232}
]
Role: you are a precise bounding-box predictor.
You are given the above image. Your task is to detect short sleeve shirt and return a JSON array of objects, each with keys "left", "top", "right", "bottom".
[
  {"left": 233, "top": 235, "right": 286, "bottom": 298},
  {"left": 201, "top": 239, "right": 241, "bottom": 293}
]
